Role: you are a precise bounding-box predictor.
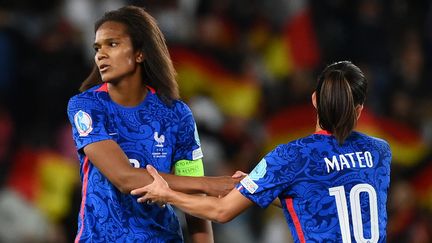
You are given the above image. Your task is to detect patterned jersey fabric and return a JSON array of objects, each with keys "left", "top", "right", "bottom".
[
  {"left": 67, "top": 83, "right": 203, "bottom": 242},
  {"left": 238, "top": 131, "right": 391, "bottom": 243}
]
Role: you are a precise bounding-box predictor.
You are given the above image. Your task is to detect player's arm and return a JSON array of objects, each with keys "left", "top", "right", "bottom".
[
  {"left": 132, "top": 165, "right": 255, "bottom": 223},
  {"left": 84, "top": 140, "right": 237, "bottom": 196},
  {"left": 185, "top": 213, "right": 213, "bottom": 243},
  {"left": 172, "top": 159, "right": 214, "bottom": 243},
  {"left": 231, "top": 171, "right": 281, "bottom": 208},
  {"left": 271, "top": 199, "right": 282, "bottom": 208}
]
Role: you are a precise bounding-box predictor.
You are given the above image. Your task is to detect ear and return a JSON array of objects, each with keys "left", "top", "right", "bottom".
[
  {"left": 136, "top": 51, "right": 144, "bottom": 63},
  {"left": 312, "top": 91, "right": 317, "bottom": 109},
  {"left": 356, "top": 104, "right": 364, "bottom": 119}
]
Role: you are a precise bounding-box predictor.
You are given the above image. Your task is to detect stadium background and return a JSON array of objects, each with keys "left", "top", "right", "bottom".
[{"left": 0, "top": 0, "right": 431, "bottom": 242}]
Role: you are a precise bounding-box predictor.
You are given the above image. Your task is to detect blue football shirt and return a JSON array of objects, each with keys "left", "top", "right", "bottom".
[
  {"left": 67, "top": 83, "right": 203, "bottom": 242},
  {"left": 238, "top": 130, "right": 391, "bottom": 243}
]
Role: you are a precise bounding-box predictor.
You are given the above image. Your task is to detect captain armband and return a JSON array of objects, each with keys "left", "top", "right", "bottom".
[{"left": 174, "top": 159, "right": 204, "bottom": 177}]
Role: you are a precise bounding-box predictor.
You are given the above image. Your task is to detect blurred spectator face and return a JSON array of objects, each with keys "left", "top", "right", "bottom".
[
  {"left": 93, "top": 21, "right": 142, "bottom": 83},
  {"left": 390, "top": 90, "right": 412, "bottom": 121},
  {"left": 400, "top": 33, "right": 423, "bottom": 85}
]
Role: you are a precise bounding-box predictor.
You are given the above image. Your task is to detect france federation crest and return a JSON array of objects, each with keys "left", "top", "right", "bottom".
[{"left": 74, "top": 110, "right": 93, "bottom": 136}]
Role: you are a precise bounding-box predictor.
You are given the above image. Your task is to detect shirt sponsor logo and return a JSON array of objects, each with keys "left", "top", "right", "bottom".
[{"left": 74, "top": 110, "right": 93, "bottom": 136}]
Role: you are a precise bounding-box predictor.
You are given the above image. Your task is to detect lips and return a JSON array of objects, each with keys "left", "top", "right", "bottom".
[{"left": 99, "top": 64, "right": 110, "bottom": 72}]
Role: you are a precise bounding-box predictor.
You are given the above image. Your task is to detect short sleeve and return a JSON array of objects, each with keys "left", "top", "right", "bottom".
[
  {"left": 172, "top": 103, "right": 203, "bottom": 162},
  {"left": 67, "top": 94, "right": 111, "bottom": 151},
  {"left": 238, "top": 145, "right": 294, "bottom": 208}
]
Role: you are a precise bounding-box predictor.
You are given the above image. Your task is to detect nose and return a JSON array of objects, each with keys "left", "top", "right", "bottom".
[{"left": 95, "top": 49, "right": 108, "bottom": 61}]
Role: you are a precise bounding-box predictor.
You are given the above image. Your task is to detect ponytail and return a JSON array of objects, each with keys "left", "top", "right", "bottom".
[{"left": 316, "top": 61, "right": 367, "bottom": 145}]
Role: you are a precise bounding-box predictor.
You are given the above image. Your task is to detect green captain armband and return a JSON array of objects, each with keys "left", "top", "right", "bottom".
[{"left": 174, "top": 159, "right": 204, "bottom": 177}]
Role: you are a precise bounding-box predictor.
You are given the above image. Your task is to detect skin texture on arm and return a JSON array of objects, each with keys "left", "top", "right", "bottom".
[
  {"left": 84, "top": 140, "right": 238, "bottom": 196},
  {"left": 272, "top": 199, "right": 282, "bottom": 208},
  {"left": 186, "top": 214, "right": 213, "bottom": 243},
  {"left": 132, "top": 165, "right": 255, "bottom": 224}
]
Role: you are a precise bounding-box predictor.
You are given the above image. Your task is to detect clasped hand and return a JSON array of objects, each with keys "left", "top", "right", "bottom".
[
  {"left": 131, "top": 164, "right": 170, "bottom": 207},
  {"left": 131, "top": 165, "right": 247, "bottom": 206}
]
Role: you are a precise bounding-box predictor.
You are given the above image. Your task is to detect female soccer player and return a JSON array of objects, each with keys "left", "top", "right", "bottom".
[
  {"left": 133, "top": 61, "right": 392, "bottom": 243},
  {"left": 67, "top": 6, "right": 238, "bottom": 243}
]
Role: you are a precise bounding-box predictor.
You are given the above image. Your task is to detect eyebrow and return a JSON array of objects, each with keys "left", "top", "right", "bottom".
[{"left": 93, "top": 38, "right": 120, "bottom": 48}]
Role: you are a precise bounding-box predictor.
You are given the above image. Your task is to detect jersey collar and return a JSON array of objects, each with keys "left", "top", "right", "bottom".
[{"left": 314, "top": 130, "right": 332, "bottom": 135}]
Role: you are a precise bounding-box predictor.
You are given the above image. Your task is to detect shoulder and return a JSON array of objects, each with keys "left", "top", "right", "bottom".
[
  {"left": 67, "top": 84, "right": 108, "bottom": 111},
  {"left": 352, "top": 131, "right": 391, "bottom": 151},
  {"left": 353, "top": 131, "right": 389, "bottom": 145},
  {"left": 171, "top": 99, "right": 193, "bottom": 115},
  {"left": 272, "top": 133, "right": 328, "bottom": 157},
  {"left": 269, "top": 139, "right": 303, "bottom": 159}
]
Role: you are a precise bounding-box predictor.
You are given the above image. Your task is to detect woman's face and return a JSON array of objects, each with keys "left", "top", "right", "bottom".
[{"left": 93, "top": 21, "right": 142, "bottom": 83}]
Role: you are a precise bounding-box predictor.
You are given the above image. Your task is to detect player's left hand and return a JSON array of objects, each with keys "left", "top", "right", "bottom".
[
  {"left": 232, "top": 170, "right": 247, "bottom": 179},
  {"left": 131, "top": 164, "right": 171, "bottom": 206}
]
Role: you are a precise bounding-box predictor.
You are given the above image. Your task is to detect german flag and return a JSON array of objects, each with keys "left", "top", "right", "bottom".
[
  {"left": 411, "top": 162, "right": 432, "bottom": 210},
  {"left": 170, "top": 47, "right": 261, "bottom": 119},
  {"left": 357, "top": 110, "right": 428, "bottom": 166},
  {"left": 7, "top": 147, "right": 78, "bottom": 222},
  {"left": 260, "top": 1, "right": 320, "bottom": 80}
]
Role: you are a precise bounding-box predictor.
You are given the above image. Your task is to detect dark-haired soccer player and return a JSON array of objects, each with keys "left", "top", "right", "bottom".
[
  {"left": 67, "top": 6, "right": 238, "bottom": 243},
  {"left": 133, "top": 61, "right": 392, "bottom": 243}
]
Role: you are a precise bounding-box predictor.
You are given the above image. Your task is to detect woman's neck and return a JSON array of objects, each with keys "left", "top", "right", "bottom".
[
  {"left": 107, "top": 73, "right": 147, "bottom": 107},
  {"left": 315, "top": 116, "right": 323, "bottom": 133}
]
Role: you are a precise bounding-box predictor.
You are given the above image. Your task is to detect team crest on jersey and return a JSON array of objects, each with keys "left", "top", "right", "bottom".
[
  {"left": 154, "top": 132, "right": 165, "bottom": 147},
  {"left": 152, "top": 132, "right": 167, "bottom": 158},
  {"left": 74, "top": 110, "right": 93, "bottom": 136}
]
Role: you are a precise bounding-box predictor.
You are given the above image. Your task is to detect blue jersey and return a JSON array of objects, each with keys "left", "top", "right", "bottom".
[
  {"left": 238, "top": 131, "right": 391, "bottom": 243},
  {"left": 67, "top": 83, "right": 203, "bottom": 242}
]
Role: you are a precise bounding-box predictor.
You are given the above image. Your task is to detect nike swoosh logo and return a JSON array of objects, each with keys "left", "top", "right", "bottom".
[{"left": 109, "top": 133, "right": 117, "bottom": 136}]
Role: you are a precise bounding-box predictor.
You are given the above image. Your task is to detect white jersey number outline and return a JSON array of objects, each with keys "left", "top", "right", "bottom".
[{"left": 329, "top": 183, "right": 379, "bottom": 243}]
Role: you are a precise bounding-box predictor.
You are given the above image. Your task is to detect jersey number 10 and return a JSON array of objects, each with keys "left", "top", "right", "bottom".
[{"left": 329, "top": 184, "right": 379, "bottom": 243}]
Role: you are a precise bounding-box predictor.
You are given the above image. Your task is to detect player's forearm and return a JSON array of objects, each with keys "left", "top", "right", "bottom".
[
  {"left": 110, "top": 169, "right": 205, "bottom": 194},
  {"left": 167, "top": 191, "right": 233, "bottom": 223},
  {"left": 185, "top": 213, "right": 214, "bottom": 243},
  {"left": 161, "top": 174, "right": 208, "bottom": 194},
  {"left": 190, "top": 231, "right": 213, "bottom": 243},
  {"left": 162, "top": 174, "right": 239, "bottom": 197}
]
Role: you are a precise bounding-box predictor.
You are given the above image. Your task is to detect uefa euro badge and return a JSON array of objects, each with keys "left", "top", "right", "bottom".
[
  {"left": 74, "top": 110, "right": 93, "bottom": 136},
  {"left": 249, "top": 158, "right": 267, "bottom": 181},
  {"left": 241, "top": 158, "right": 267, "bottom": 194}
]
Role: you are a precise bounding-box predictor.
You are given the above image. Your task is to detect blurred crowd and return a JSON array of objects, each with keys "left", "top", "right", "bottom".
[{"left": 0, "top": 0, "right": 431, "bottom": 242}]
